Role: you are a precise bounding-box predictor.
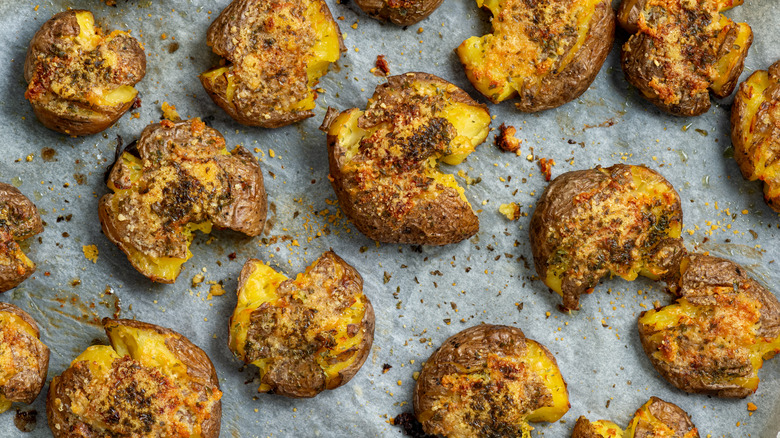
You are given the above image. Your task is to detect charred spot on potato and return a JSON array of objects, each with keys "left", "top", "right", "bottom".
[
  {"left": 457, "top": 0, "right": 614, "bottom": 112},
  {"left": 47, "top": 319, "right": 221, "bottom": 437},
  {"left": 731, "top": 60, "right": 780, "bottom": 212},
  {"left": 228, "top": 251, "right": 374, "bottom": 398},
  {"left": 414, "top": 325, "right": 569, "bottom": 438},
  {"left": 0, "top": 304, "right": 49, "bottom": 412},
  {"left": 638, "top": 255, "right": 780, "bottom": 398},
  {"left": 0, "top": 183, "right": 43, "bottom": 293},
  {"left": 99, "top": 119, "right": 267, "bottom": 283},
  {"left": 323, "top": 72, "right": 490, "bottom": 245},
  {"left": 618, "top": 0, "right": 752, "bottom": 116},
  {"left": 355, "top": 0, "right": 445, "bottom": 26},
  {"left": 24, "top": 10, "right": 146, "bottom": 136},
  {"left": 199, "top": 0, "right": 343, "bottom": 128},
  {"left": 572, "top": 397, "right": 699, "bottom": 438},
  {"left": 530, "top": 164, "right": 684, "bottom": 311}
]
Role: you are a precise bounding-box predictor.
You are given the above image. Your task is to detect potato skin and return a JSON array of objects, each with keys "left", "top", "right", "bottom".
[
  {"left": 47, "top": 318, "right": 221, "bottom": 438},
  {"left": 324, "top": 72, "right": 487, "bottom": 245},
  {"left": 0, "top": 303, "right": 49, "bottom": 406},
  {"left": 24, "top": 10, "right": 146, "bottom": 136},
  {"left": 571, "top": 397, "right": 699, "bottom": 438},
  {"left": 0, "top": 183, "right": 43, "bottom": 293},
  {"left": 730, "top": 61, "right": 780, "bottom": 212},
  {"left": 638, "top": 255, "right": 780, "bottom": 398},
  {"left": 354, "top": 0, "right": 444, "bottom": 26}
]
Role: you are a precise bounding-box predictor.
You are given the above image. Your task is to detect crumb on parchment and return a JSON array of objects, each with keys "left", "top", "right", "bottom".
[{"left": 82, "top": 245, "right": 98, "bottom": 263}]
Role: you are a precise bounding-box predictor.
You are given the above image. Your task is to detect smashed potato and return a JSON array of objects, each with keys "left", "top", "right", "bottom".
[
  {"left": 0, "top": 303, "right": 49, "bottom": 413},
  {"left": 228, "top": 251, "right": 374, "bottom": 398},
  {"left": 731, "top": 60, "right": 780, "bottom": 212},
  {"left": 457, "top": 0, "right": 615, "bottom": 112},
  {"left": 99, "top": 118, "right": 267, "bottom": 283},
  {"left": 572, "top": 397, "right": 699, "bottom": 438},
  {"left": 0, "top": 183, "right": 43, "bottom": 293},
  {"left": 200, "top": 0, "right": 343, "bottom": 128},
  {"left": 414, "top": 324, "right": 569, "bottom": 438},
  {"left": 321, "top": 72, "right": 491, "bottom": 245},
  {"left": 24, "top": 10, "right": 145, "bottom": 136},
  {"left": 355, "top": 0, "right": 444, "bottom": 26},
  {"left": 618, "top": 0, "right": 752, "bottom": 116},
  {"left": 47, "top": 319, "right": 222, "bottom": 437},
  {"left": 638, "top": 254, "right": 780, "bottom": 398},
  {"left": 530, "top": 164, "right": 684, "bottom": 311}
]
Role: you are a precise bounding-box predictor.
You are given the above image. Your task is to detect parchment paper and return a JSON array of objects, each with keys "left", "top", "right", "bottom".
[{"left": 0, "top": 0, "right": 778, "bottom": 436}]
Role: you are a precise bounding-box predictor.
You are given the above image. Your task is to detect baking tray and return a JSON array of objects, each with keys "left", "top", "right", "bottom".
[{"left": 0, "top": 0, "right": 778, "bottom": 436}]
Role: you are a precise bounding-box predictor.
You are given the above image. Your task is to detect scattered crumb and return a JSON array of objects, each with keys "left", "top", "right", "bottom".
[
  {"left": 191, "top": 273, "right": 205, "bottom": 287},
  {"left": 207, "top": 283, "right": 226, "bottom": 300},
  {"left": 82, "top": 245, "right": 99, "bottom": 263},
  {"left": 495, "top": 123, "right": 521, "bottom": 153},
  {"left": 538, "top": 157, "right": 556, "bottom": 181},
  {"left": 499, "top": 203, "right": 521, "bottom": 221},
  {"left": 161, "top": 102, "right": 181, "bottom": 121},
  {"left": 371, "top": 54, "right": 390, "bottom": 77}
]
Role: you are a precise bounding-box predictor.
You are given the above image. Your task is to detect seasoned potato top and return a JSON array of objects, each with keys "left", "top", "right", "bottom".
[
  {"left": 414, "top": 325, "right": 569, "bottom": 438},
  {"left": 457, "top": 0, "right": 603, "bottom": 104},
  {"left": 0, "top": 310, "right": 46, "bottom": 412},
  {"left": 531, "top": 164, "right": 683, "bottom": 310},
  {"left": 639, "top": 255, "right": 780, "bottom": 397},
  {"left": 24, "top": 10, "right": 145, "bottom": 112},
  {"left": 229, "top": 251, "right": 373, "bottom": 397}
]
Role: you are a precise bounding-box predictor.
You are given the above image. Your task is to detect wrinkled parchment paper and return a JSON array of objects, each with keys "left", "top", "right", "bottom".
[{"left": 0, "top": 0, "right": 778, "bottom": 436}]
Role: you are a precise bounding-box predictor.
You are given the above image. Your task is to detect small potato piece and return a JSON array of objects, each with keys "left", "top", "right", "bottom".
[
  {"left": 0, "top": 303, "right": 49, "bottom": 413},
  {"left": 321, "top": 72, "right": 491, "bottom": 245},
  {"left": 0, "top": 183, "right": 43, "bottom": 293},
  {"left": 228, "top": 251, "right": 374, "bottom": 398},
  {"left": 47, "top": 319, "right": 222, "bottom": 437},
  {"left": 414, "top": 324, "right": 569, "bottom": 438},
  {"left": 572, "top": 397, "right": 699, "bottom": 438},
  {"left": 638, "top": 254, "right": 780, "bottom": 398},
  {"left": 200, "top": 0, "right": 343, "bottom": 128},
  {"left": 99, "top": 118, "right": 267, "bottom": 283},
  {"left": 731, "top": 60, "right": 780, "bottom": 212},
  {"left": 530, "top": 164, "right": 684, "bottom": 311},
  {"left": 24, "top": 10, "right": 146, "bottom": 136},
  {"left": 618, "top": 0, "right": 752, "bottom": 116},
  {"left": 457, "top": 0, "right": 615, "bottom": 112},
  {"left": 354, "top": 0, "right": 444, "bottom": 26}
]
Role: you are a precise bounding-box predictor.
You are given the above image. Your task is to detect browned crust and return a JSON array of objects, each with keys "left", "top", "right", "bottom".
[
  {"left": 730, "top": 60, "right": 780, "bottom": 212},
  {"left": 0, "top": 183, "right": 43, "bottom": 293},
  {"left": 638, "top": 254, "right": 780, "bottom": 398},
  {"left": 326, "top": 72, "right": 483, "bottom": 246},
  {"left": 0, "top": 302, "right": 49, "bottom": 405},
  {"left": 571, "top": 417, "right": 603, "bottom": 438},
  {"left": 354, "top": 0, "right": 445, "bottom": 26},
  {"left": 514, "top": 0, "right": 615, "bottom": 112},
  {"left": 633, "top": 397, "right": 699, "bottom": 438}
]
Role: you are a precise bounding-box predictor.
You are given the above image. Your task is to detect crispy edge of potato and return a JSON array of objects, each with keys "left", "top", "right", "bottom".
[
  {"left": 0, "top": 183, "right": 44, "bottom": 293},
  {"left": 322, "top": 72, "right": 487, "bottom": 245},
  {"left": 0, "top": 303, "right": 49, "bottom": 407},
  {"left": 354, "top": 0, "right": 445, "bottom": 26},
  {"left": 229, "top": 252, "right": 375, "bottom": 398}
]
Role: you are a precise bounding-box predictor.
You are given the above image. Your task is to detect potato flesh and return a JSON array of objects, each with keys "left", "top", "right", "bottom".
[
  {"left": 591, "top": 420, "right": 624, "bottom": 437},
  {"left": 0, "top": 312, "right": 40, "bottom": 413},
  {"left": 624, "top": 399, "right": 698, "bottom": 438},
  {"left": 457, "top": 0, "right": 601, "bottom": 103},
  {"left": 710, "top": 20, "right": 752, "bottom": 95}
]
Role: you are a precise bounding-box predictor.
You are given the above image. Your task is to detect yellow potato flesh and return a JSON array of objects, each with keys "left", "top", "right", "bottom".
[
  {"left": 624, "top": 399, "right": 698, "bottom": 438},
  {"left": 591, "top": 420, "right": 625, "bottom": 438},
  {"left": 711, "top": 19, "right": 752, "bottom": 96},
  {"left": 0, "top": 313, "right": 39, "bottom": 413},
  {"left": 737, "top": 70, "right": 780, "bottom": 198},
  {"left": 523, "top": 340, "right": 570, "bottom": 423}
]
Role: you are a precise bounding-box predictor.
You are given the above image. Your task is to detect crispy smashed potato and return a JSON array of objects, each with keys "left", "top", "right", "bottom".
[
  {"left": 24, "top": 10, "right": 145, "bottom": 136},
  {"left": 228, "top": 251, "right": 374, "bottom": 398},
  {"left": 414, "top": 324, "right": 569, "bottom": 438},
  {"left": 321, "top": 72, "right": 491, "bottom": 245},
  {"left": 0, "top": 303, "right": 49, "bottom": 413},
  {"left": 572, "top": 397, "right": 699, "bottom": 438},
  {"left": 99, "top": 118, "right": 267, "bottom": 283},
  {"left": 47, "top": 319, "right": 221, "bottom": 437},
  {"left": 0, "top": 183, "right": 43, "bottom": 293},
  {"left": 638, "top": 254, "right": 780, "bottom": 398},
  {"left": 355, "top": 0, "right": 444, "bottom": 26},
  {"left": 731, "top": 60, "right": 780, "bottom": 212},
  {"left": 200, "top": 0, "right": 343, "bottom": 128},
  {"left": 530, "top": 164, "right": 684, "bottom": 311},
  {"left": 618, "top": 0, "right": 752, "bottom": 116},
  {"left": 457, "top": 0, "right": 615, "bottom": 112}
]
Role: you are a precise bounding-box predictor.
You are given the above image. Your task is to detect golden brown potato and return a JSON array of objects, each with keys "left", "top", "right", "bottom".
[
  {"left": 321, "top": 72, "right": 491, "bottom": 245},
  {"left": 638, "top": 254, "right": 780, "bottom": 398},
  {"left": 530, "top": 164, "right": 685, "bottom": 311},
  {"left": 200, "top": 0, "right": 344, "bottom": 128},
  {"left": 354, "top": 0, "right": 444, "bottom": 26},
  {"left": 0, "top": 183, "right": 43, "bottom": 293},
  {"left": 228, "top": 251, "right": 374, "bottom": 398},
  {"left": 572, "top": 397, "right": 699, "bottom": 438},
  {"left": 24, "top": 10, "right": 145, "bottom": 136},
  {"left": 618, "top": 0, "right": 752, "bottom": 116},
  {"left": 456, "top": 0, "right": 615, "bottom": 112},
  {"left": 0, "top": 303, "right": 49, "bottom": 413},
  {"left": 414, "top": 324, "right": 569, "bottom": 437},
  {"left": 731, "top": 60, "right": 780, "bottom": 212},
  {"left": 99, "top": 118, "right": 267, "bottom": 283},
  {"left": 47, "top": 318, "right": 222, "bottom": 437}
]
